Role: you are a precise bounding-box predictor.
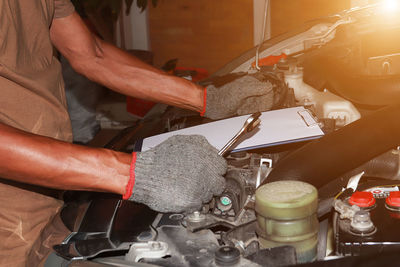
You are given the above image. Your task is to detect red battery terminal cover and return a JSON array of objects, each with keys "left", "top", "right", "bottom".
[
  {"left": 386, "top": 191, "right": 400, "bottom": 208},
  {"left": 349, "top": 191, "right": 376, "bottom": 207}
]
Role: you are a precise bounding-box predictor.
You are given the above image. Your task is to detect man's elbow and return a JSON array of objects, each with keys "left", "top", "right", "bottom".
[{"left": 66, "top": 36, "right": 104, "bottom": 78}]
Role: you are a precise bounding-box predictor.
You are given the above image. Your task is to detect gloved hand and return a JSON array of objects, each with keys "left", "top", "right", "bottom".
[
  {"left": 201, "top": 73, "right": 275, "bottom": 120},
  {"left": 126, "top": 135, "right": 227, "bottom": 213}
]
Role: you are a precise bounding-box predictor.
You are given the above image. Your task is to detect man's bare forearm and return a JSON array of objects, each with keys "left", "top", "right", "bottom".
[
  {"left": 50, "top": 12, "right": 204, "bottom": 113},
  {"left": 75, "top": 47, "right": 204, "bottom": 111},
  {"left": 0, "top": 123, "right": 130, "bottom": 195}
]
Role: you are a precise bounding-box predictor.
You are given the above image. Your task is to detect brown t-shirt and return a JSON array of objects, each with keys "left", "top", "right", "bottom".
[
  {"left": 0, "top": 0, "right": 74, "bottom": 142},
  {"left": 0, "top": 0, "right": 75, "bottom": 266}
]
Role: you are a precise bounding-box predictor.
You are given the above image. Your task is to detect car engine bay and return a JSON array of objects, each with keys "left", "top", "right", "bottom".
[{"left": 54, "top": 3, "right": 400, "bottom": 266}]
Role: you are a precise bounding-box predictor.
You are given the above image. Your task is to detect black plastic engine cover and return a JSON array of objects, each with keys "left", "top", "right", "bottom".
[{"left": 54, "top": 198, "right": 157, "bottom": 260}]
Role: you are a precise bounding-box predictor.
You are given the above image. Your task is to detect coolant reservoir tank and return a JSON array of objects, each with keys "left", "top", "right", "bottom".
[{"left": 255, "top": 180, "right": 318, "bottom": 263}]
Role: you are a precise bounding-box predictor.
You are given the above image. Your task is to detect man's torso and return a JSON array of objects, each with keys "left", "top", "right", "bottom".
[
  {"left": 0, "top": 1, "right": 75, "bottom": 266},
  {"left": 0, "top": 0, "right": 72, "bottom": 141}
]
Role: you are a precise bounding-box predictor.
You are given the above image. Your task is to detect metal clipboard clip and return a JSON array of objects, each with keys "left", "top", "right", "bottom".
[{"left": 297, "top": 109, "right": 319, "bottom": 127}]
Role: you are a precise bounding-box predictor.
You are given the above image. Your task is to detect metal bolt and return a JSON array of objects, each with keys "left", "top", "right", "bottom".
[{"left": 187, "top": 211, "right": 205, "bottom": 223}]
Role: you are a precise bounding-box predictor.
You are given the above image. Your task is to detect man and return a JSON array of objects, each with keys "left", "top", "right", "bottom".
[{"left": 0, "top": 0, "right": 275, "bottom": 265}]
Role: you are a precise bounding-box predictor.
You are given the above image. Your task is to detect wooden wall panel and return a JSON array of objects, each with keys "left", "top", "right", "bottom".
[
  {"left": 148, "top": 0, "right": 351, "bottom": 73},
  {"left": 271, "top": 0, "right": 350, "bottom": 37},
  {"left": 149, "top": 0, "right": 254, "bottom": 73}
]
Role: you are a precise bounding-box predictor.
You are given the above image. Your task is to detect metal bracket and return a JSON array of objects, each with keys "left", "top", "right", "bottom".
[
  {"left": 256, "top": 158, "right": 273, "bottom": 188},
  {"left": 125, "top": 241, "right": 170, "bottom": 262}
]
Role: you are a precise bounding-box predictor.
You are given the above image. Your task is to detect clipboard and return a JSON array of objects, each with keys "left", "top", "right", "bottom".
[{"left": 139, "top": 107, "right": 324, "bottom": 152}]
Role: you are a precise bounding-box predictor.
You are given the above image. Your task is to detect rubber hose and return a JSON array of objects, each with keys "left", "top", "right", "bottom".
[
  {"left": 318, "top": 150, "right": 400, "bottom": 200},
  {"left": 326, "top": 70, "right": 400, "bottom": 106},
  {"left": 262, "top": 104, "right": 400, "bottom": 189},
  {"left": 343, "top": 150, "right": 400, "bottom": 180}
]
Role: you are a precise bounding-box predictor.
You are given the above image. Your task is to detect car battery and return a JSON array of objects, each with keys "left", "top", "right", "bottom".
[{"left": 335, "top": 185, "right": 400, "bottom": 256}]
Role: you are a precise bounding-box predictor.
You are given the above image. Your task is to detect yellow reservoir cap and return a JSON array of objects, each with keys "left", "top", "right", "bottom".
[{"left": 255, "top": 180, "right": 318, "bottom": 220}]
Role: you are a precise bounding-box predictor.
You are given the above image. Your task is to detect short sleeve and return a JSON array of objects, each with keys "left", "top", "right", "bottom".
[{"left": 54, "top": 0, "right": 75, "bottom": 19}]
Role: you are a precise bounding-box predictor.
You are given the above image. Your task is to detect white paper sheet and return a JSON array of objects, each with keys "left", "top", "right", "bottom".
[{"left": 141, "top": 107, "right": 324, "bottom": 152}]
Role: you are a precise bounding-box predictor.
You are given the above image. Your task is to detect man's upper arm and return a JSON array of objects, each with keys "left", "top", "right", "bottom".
[{"left": 50, "top": 10, "right": 100, "bottom": 69}]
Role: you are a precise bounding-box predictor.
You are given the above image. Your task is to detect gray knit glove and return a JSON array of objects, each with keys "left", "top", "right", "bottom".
[
  {"left": 129, "top": 135, "right": 227, "bottom": 213},
  {"left": 203, "top": 73, "right": 274, "bottom": 120}
]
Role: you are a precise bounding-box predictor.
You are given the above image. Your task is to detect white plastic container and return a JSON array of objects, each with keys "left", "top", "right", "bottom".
[{"left": 285, "top": 69, "right": 361, "bottom": 127}]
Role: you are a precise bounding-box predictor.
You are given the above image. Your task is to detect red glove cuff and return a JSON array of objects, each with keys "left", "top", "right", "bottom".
[
  {"left": 122, "top": 152, "right": 137, "bottom": 200},
  {"left": 200, "top": 87, "right": 207, "bottom": 117}
]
